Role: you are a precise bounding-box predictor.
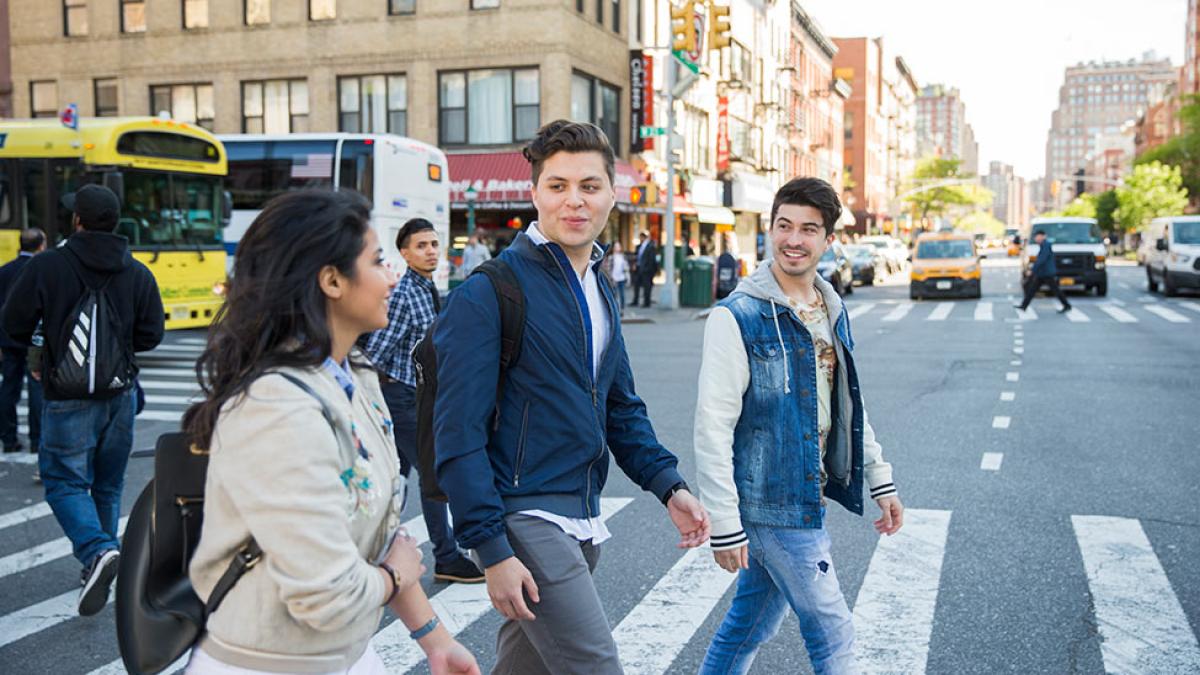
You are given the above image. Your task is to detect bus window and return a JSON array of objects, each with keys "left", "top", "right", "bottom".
[
  {"left": 171, "top": 174, "right": 223, "bottom": 246},
  {"left": 0, "top": 161, "right": 13, "bottom": 228},
  {"left": 268, "top": 140, "right": 336, "bottom": 197},
  {"left": 339, "top": 140, "right": 374, "bottom": 200},
  {"left": 122, "top": 171, "right": 172, "bottom": 246}
]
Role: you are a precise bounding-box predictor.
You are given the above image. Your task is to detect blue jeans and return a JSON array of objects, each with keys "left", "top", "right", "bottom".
[
  {"left": 700, "top": 522, "right": 857, "bottom": 675},
  {"left": 616, "top": 280, "right": 627, "bottom": 311},
  {"left": 39, "top": 389, "right": 135, "bottom": 567},
  {"left": 381, "top": 380, "right": 461, "bottom": 566},
  {"left": 0, "top": 346, "right": 42, "bottom": 449}
]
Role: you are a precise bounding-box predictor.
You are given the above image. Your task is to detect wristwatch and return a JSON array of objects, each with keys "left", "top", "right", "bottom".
[
  {"left": 661, "top": 480, "right": 690, "bottom": 506},
  {"left": 380, "top": 562, "right": 403, "bottom": 605}
]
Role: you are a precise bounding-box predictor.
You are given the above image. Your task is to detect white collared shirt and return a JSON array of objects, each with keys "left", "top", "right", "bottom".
[{"left": 518, "top": 224, "right": 612, "bottom": 544}]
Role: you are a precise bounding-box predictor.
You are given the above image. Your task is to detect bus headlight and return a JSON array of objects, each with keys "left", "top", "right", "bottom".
[{"left": 213, "top": 281, "right": 228, "bottom": 297}]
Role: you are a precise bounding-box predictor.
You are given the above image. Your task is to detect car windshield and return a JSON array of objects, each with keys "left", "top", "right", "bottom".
[
  {"left": 1032, "top": 221, "right": 1103, "bottom": 244},
  {"left": 916, "top": 239, "right": 974, "bottom": 259},
  {"left": 845, "top": 246, "right": 873, "bottom": 259},
  {"left": 864, "top": 240, "right": 888, "bottom": 249},
  {"left": 820, "top": 248, "right": 837, "bottom": 262},
  {"left": 1172, "top": 221, "right": 1200, "bottom": 244}
]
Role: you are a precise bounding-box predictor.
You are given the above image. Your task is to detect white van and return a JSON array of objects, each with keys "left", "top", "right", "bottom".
[
  {"left": 1142, "top": 215, "right": 1200, "bottom": 296},
  {"left": 1023, "top": 217, "right": 1108, "bottom": 296}
]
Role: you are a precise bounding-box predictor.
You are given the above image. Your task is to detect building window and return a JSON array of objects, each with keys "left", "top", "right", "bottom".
[
  {"left": 184, "top": 0, "right": 209, "bottom": 28},
  {"left": 151, "top": 83, "right": 215, "bottom": 130},
  {"left": 339, "top": 75, "right": 407, "bottom": 135},
  {"left": 246, "top": 0, "right": 269, "bottom": 24},
  {"left": 242, "top": 80, "right": 309, "bottom": 133},
  {"left": 612, "top": 0, "right": 619, "bottom": 32},
  {"left": 635, "top": 0, "right": 641, "bottom": 41},
  {"left": 94, "top": 78, "right": 119, "bottom": 117},
  {"left": 472, "top": 0, "right": 499, "bottom": 8},
  {"left": 844, "top": 111, "right": 854, "bottom": 140},
  {"left": 121, "top": 0, "right": 146, "bottom": 33},
  {"left": 310, "top": 0, "right": 335, "bottom": 20},
  {"left": 63, "top": 0, "right": 88, "bottom": 36},
  {"left": 31, "top": 81, "right": 58, "bottom": 118},
  {"left": 577, "top": 0, "right": 583, "bottom": 12},
  {"left": 388, "top": 0, "right": 414, "bottom": 14},
  {"left": 569, "top": 72, "right": 619, "bottom": 151},
  {"left": 438, "top": 68, "right": 539, "bottom": 146},
  {"left": 596, "top": 0, "right": 603, "bottom": 23}
]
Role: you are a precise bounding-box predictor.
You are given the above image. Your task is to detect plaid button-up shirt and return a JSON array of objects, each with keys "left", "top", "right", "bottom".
[{"left": 363, "top": 268, "right": 439, "bottom": 387}]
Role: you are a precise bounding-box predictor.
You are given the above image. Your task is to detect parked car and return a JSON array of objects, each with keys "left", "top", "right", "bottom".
[
  {"left": 1022, "top": 217, "right": 1108, "bottom": 296},
  {"left": 817, "top": 243, "right": 854, "bottom": 296},
  {"left": 1142, "top": 215, "right": 1200, "bottom": 296},
  {"left": 859, "top": 236, "right": 908, "bottom": 272},
  {"left": 845, "top": 244, "right": 885, "bottom": 286},
  {"left": 910, "top": 232, "right": 982, "bottom": 300}
]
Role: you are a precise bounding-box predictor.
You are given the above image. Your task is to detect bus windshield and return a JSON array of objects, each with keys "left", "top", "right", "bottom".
[
  {"left": 916, "top": 239, "right": 974, "bottom": 259},
  {"left": 117, "top": 171, "right": 223, "bottom": 249},
  {"left": 1031, "top": 221, "right": 1103, "bottom": 244}
]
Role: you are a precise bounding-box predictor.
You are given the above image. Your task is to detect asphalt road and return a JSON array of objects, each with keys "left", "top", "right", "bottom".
[{"left": 1, "top": 255, "right": 1198, "bottom": 674}]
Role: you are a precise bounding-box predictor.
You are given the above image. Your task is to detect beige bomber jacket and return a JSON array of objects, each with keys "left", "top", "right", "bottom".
[{"left": 188, "top": 358, "right": 401, "bottom": 673}]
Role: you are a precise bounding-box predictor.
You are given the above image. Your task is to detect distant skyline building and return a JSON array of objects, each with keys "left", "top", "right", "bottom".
[
  {"left": 982, "top": 160, "right": 1029, "bottom": 229},
  {"left": 916, "top": 84, "right": 978, "bottom": 174}
]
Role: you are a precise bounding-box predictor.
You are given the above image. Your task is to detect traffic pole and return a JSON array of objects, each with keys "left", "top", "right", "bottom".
[{"left": 661, "top": 60, "right": 679, "bottom": 309}]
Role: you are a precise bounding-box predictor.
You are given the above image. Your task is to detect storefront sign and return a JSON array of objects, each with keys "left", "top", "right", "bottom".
[
  {"left": 630, "top": 51, "right": 646, "bottom": 155},
  {"left": 716, "top": 96, "right": 730, "bottom": 172},
  {"left": 643, "top": 53, "right": 655, "bottom": 150}
]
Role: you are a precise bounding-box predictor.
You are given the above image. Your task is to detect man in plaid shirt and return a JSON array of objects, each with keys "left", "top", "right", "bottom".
[{"left": 364, "top": 218, "right": 485, "bottom": 584}]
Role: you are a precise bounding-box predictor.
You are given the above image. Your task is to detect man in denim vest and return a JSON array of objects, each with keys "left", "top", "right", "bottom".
[{"left": 693, "top": 177, "right": 904, "bottom": 674}]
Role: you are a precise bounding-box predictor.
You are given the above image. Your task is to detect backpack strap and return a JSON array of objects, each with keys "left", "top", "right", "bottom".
[
  {"left": 203, "top": 371, "right": 337, "bottom": 619},
  {"left": 470, "top": 259, "right": 526, "bottom": 372}
]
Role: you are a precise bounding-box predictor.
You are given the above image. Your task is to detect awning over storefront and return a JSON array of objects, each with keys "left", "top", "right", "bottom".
[
  {"left": 672, "top": 195, "right": 698, "bottom": 215},
  {"left": 447, "top": 151, "right": 532, "bottom": 210},
  {"left": 838, "top": 207, "right": 856, "bottom": 228},
  {"left": 729, "top": 171, "right": 775, "bottom": 213},
  {"left": 695, "top": 204, "right": 737, "bottom": 226}
]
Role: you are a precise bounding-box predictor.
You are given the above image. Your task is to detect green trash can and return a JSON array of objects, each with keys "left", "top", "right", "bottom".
[{"left": 680, "top": 257, "right": 715, "bottom": 307}]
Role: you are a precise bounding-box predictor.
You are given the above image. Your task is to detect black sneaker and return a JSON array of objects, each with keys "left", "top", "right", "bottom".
[
  {"left": 3, "top": 441, "right": 21, "bottom": 453},
  {"left": 78, "top": 549, "right": 120, "bottom": 616},
  {"left": 434, "top": 556, "right": 485, "bottom": 584}
]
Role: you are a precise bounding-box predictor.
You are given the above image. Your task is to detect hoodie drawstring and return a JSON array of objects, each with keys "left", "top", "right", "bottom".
[{"left": 770, "top": 299, "right": 792, "bottom": 394}]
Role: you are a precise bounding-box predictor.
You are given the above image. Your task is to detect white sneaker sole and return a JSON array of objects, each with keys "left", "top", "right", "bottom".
[{"left": 78, "top": 550, "right": 120, "bottom": 616}]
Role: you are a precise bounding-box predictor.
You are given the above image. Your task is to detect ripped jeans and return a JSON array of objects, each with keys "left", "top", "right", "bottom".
[{"left": 699, "top": 521, "right": 857, "bottom": 675}]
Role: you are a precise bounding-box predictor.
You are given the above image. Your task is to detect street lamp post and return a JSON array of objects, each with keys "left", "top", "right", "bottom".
[{"left": 465, "top": 184, "right": 478, "bottom": 237}]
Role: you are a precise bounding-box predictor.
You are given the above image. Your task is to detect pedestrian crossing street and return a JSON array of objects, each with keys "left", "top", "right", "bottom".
[
  {"left": 844, "top": 297, "right": 1200, "bottom": 325},
  {"left": 1, "top": 495, "right": 1197, "bottom": 674}
]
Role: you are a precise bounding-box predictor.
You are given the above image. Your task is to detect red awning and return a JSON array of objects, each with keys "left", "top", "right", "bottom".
[
  {"left": 614, "top": 160, "right": 641, "bottom": 204},
  {"left": 448, "top": 151, "right": 532, "bottom": 205},
  {"left": 673, "top": 194, "right": 698, "bottom": 215}
]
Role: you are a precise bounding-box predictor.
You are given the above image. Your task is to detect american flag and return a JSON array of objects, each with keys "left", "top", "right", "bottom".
[{"left": 291, "top": 153, "right": 334, "bottom": 178}]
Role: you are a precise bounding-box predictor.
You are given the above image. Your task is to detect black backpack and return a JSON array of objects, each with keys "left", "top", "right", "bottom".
[
  {"left": 114, "top": 373, "right": 335, "bottom": 675},
  {"left": 50, "top": 249, "right": 137, "bottom": 399},
  {"left": 413, "top": 258, "right": 525, "bottom": 503}
]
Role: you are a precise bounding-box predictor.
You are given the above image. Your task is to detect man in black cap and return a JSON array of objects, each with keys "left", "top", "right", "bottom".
[
  {"left": 0, "top": 228, "right": 47, "bottom": 454},
  {"left": 2, "top": 184, "right": 164, "bottom": 616}
]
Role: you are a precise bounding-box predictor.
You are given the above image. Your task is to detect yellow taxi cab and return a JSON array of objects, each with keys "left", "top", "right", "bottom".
[{"left": 909, "top": 232, "right": 982, "bottom": 300}]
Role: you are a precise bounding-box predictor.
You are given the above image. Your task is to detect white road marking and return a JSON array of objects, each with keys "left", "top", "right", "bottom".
[
  {"left": 853, "top": 509, "right": 953, "bottom": 675},
  {"left": 1013, "top": 347, "right": 1025, "bottom": 355},
  {"left": 1000, "top": 392, "right": 1016, "bottom": 402},
  {"left": 926, "top": 303, "right": 954, "bottom": 321},
  {"left": 1144, "top": 305, "right": 1191, "bottom": 323},
  {"left": 373, "top": 498, "right": 634, "bottom": 672},
  {"left": 176, "top": 337, "right": 208, "bottom": 345},
  {"left": 1174, "top": 301, "right": 1200, "bottom": 315},
  {"left": 974, "top": 301, "right": 993, "bottom": 321},
  {"left": 1072, "top": 515, "right": 1200, "bottom": 674},
  {"left": 1097, "top": 304, "right": 1138, "bottom": 323},
  {"left": 882, "top": 303, "right": 914, "bottom": 322},
  {"left": 1011, "top": 360, "right": 1022, "bottom": 366},
  {"left": 135, "top": 411, "right": 185, "bottom": 422},
  {"left": 147, "top": 344, "right": 205, "bottom": 354},
  {"left": 1016, "top": 307, "right": 1037, "bottom": 321},
  {"left": 0, "top": 453, "right": 38, "bottom": 465},
  {"left": 1065, "top": 307, "right": 1090, "bottom": 322},
  {"left": 992, "top": 416, "right": 1011, "bottom": 429},
  {"left": 1006, "top": 372, "right": 1020, "bottom": 382},
  {"left": 848, "top": 303, "right": 876, "bottom": 320},
  {"left": 1118, "top": 282, "right": 1131, "bottom": 290},
  {"left": 980, "top": 453, "right": 1003, "bottom": 471},
  {"left": 137, "top": 367, "right": 200, "bottom": 378},
  {"left": 0, "top": 517, "right": 129, "bottom": 580},
  {"left": 0, "top": 502, "right": 53, "bottom": 531},
  {"left": 1014, "top": 338, "right": 1024, "bottom": 346},
  {"left": 137, "top": 379, "right": 201, "bottom": 391}
]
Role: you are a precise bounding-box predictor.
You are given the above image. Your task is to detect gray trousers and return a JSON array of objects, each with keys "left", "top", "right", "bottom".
[{"left": 492, "top": 513, "right": 622, "bottom": 675}]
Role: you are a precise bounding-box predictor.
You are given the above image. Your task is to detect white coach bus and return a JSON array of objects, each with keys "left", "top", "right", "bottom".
[{"left": 219, "top": 133, "right": 451, "bottom": 290}]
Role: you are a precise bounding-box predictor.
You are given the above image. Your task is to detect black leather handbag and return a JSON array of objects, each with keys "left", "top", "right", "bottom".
[{"left": 114, "top": 374, "right": 334, "bottom": 675}]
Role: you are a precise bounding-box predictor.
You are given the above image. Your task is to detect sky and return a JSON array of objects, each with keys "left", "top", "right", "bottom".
[{"left": 801, "top": 0, "right": 1188, "bottom": 180}]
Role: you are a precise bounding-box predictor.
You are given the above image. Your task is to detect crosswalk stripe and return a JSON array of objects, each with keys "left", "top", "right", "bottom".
[
  {"left": 138, "top": 368, "right": 198, "bottom": 378},
  {"left": 1144, "top": 305, "right": 1191, "bottom": 323},
  {"left": 1016, "top": 307, "right": 1037, "bottom": 321},
  {"left": 1072, "top": 515, "right": 1200, "bottom": 673},
  {"left": 1175, "top": 301, "right": 1200, "bottom": 315},
  {"left": 853, "top": 509, "right": 952, "bottom": 674},
  {"left": 847, "top": 303, "right": 876, "bottom": 320},
  {"left": 0, "top": 516, "right": 129, "bottom": 580},
  {"left": 372, "top": 497, "right": 633, "bottom": 672},
  {"left": 926, "top": 303, "right": 953, "bottom": 321},
  {"left": 177, "top": 338, "right": 208, "bottom": 345},
  {"left": 147, "top": 345, "right": 205, "bottom": 354},
  {"left": 0, "top": 452, "right": 37, "bottom": 465},
  {"left": 881, "top": 303, "right": 913, "bottom": 322},
  {"left": 0, "top": 502, "right": 53, "bottom": 530},
  {"left": 138, "top": 379, "right": 200, "bottom": 391},
  {"left": 1097, "top": 304, "right": 1138, "bottom": 323},
  {"left": 1065, "top": 306, "right": 1090, "bottom": 322},
  {"left": 613, "top": 545, "right": 738, "bottom": 674},
  {"left": 980, "top": 453, "right": 1003, "bottom": 471},
  {"left": 973, "top": 301, "right": 993, "bottom": 321},
  {"left": 137, "top": 411, "right": 185, "bottom": 423}
]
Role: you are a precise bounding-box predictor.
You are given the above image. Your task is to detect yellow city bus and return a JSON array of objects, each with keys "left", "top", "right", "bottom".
[{"left": 0, "top": 117, "right": 229, "bottom": 329}]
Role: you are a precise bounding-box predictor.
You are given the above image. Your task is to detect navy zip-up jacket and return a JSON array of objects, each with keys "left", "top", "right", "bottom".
[
  {"left": 1031, "top": 239, "right": 1057, "bottom": 278},
  {"left": 432, "top": 230, "right": 684, "bottom": 567}
]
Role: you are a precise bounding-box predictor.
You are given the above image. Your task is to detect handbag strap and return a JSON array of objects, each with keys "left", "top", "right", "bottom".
[{"left": 203, "top": 371, "right": 337, "bottom": 619}]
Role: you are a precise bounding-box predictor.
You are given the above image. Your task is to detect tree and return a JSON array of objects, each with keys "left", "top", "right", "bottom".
[
  {"left": 1061, "top": 193, "right": 1098, "bottom": 218},
  {"left": 901, "top": 156, "right": 993, "bottom": 222},
  {"left": 956, "top": 211, "right": 1006, "bottom": 237},
  {"left": 1113, "top": 161, "right": 1189, "bottom": 232},
  {"left": 1094, "top": 189, "right": 1118, "bottom": 232},
  {"left": 1136, "top": 94, "right": 1199, "bottom": 206}
]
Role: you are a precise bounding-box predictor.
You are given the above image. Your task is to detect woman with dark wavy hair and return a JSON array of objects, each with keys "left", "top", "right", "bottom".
[{"left": 182, "top": 190, "right": 478, "bottom": 675}]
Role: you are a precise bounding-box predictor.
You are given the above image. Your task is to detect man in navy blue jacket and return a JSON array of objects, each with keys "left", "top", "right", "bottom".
[
  {"left": 433, "top": 120, "right": 710, "bottom": 674},
  {"left": 1017, "top": 230, "right": 1071, "bottom": 313},
  {"left": 0, "top": 228, "right": 46, "bottom": 453}
]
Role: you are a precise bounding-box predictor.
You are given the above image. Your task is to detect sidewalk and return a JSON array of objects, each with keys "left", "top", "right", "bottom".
[{"left": 619, "top": 286, "right": 712, "bottom": 324}]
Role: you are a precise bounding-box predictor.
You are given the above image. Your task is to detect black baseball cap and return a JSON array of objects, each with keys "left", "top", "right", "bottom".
[{"left": 61, "top": 184, "right": 121, "bottom": 230}]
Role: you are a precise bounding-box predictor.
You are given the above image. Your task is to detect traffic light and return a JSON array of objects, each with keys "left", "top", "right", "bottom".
[
  {"left": 708, "top": 3, "right": 731, "bottom": 50},
  {"left": 1050, "top": 180, "right": 1060, "bottom": 197},
  {"left": 671, "top": 1, "right": 697, "bottom": 53}
]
